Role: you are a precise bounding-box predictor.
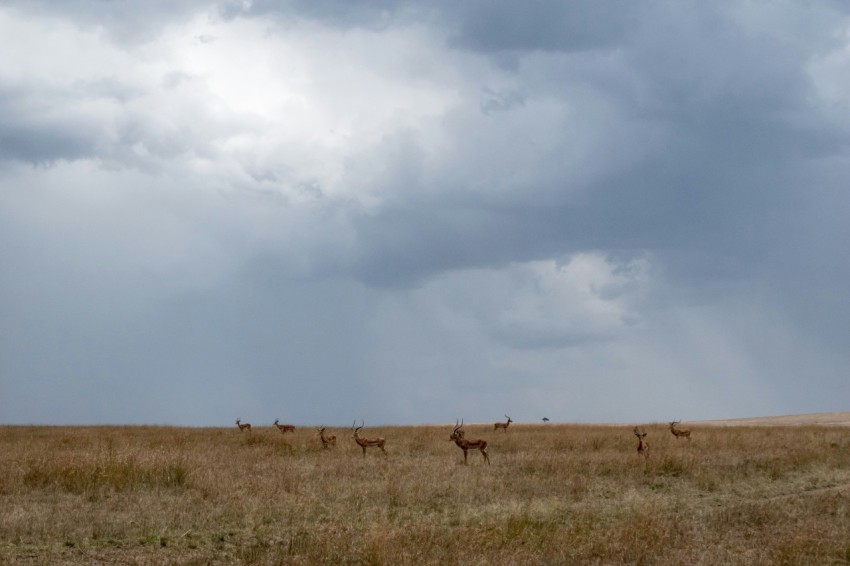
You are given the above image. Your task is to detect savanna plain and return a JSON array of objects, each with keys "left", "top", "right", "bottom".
[{"left": 2, "top": 420, "right": 850, "bottom": 565}]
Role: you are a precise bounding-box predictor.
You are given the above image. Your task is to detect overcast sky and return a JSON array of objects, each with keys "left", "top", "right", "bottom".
[{"left": 2, "top": 1, "right": 849, "bottom": 427}]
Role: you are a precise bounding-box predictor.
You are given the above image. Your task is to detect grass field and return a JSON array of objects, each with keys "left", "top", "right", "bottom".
[{"left": 2, "top": 422, "right": 850, "bottom": 564}]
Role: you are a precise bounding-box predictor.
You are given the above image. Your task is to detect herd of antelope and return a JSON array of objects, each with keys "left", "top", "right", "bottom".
[{"left": 234, "top": 415, "right": 694, "bottom": 464}]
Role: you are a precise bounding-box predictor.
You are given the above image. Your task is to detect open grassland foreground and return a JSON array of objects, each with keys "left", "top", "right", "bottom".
[{"left": 2, "top": 425, "right": 850, "bottom": 565}]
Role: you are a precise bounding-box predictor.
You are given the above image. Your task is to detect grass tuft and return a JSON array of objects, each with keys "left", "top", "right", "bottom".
[{"left": 23, "top": 456, "right": 188, "bottom": 494}]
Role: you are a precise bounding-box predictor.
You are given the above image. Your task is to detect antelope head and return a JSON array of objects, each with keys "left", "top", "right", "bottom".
[{"left": 450, "top": 419, "right": 465, "bottom": 441}]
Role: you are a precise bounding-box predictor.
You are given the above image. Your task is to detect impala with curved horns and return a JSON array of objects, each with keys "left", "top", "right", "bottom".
[
  {"left": 236, "top": 418, "right": 252, "bottom": 432},
  {"left": 352, "top": 420, "right": 386, "bottom": 456},
  {"left": 494, "top": 415, "right": 513, "bottom": 432},
  {"left": 451, "top": 419, "right": 490, "bottom": 465}
]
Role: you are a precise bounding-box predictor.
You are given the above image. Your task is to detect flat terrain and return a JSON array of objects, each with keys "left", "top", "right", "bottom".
[
  {"left": 695, "top": 411, "right": 850, "bottom": 427},
  {"left": 2, "top": 418, "right": 850, "bottom": 564}
]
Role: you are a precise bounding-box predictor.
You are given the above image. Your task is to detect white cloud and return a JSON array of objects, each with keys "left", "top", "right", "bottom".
[
  {"left": 455, "top": 254, "right": 651, "bottom": 348},
  {"left": 0, "top": 9, "right": 126, "bottom": 83}
]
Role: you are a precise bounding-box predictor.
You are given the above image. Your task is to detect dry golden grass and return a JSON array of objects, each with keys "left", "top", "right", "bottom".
[{"left": 2, "top": 423, "right": 850, "bottom": 564}]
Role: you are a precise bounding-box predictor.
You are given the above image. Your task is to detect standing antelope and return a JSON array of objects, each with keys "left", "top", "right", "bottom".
[
  {"left": 274, "top": 419, "right": 296, "bottom": 434},
  {"left": 318, "top": 426, "right": 337, "bottom": 448},
  {"left": 494, "top": 415, "right": 513, "bottom": 432},
  {"left": 451, "top": 419, "right": 490, "bottom": 465},
  {"left": 669, "top": 420, "right": 691, "bottom": 441},
  {"left": 633, "top": 427, "right": 649, "bottom": 458},
  {"left": 352, "top": 421, "right": 386, "bottom": 456},
  {"left": 236, "top": 418, "right": 252, "bottom": 432}
]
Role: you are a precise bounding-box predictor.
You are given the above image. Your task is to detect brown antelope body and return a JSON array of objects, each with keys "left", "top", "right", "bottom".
[
  {"left": 352, "top": 421, "right": 386, "bottom": 456},
  {"left": 318, "top": 426, "right": 337, "bottom": 448},
  {"left": 451, "top": 420, "right": 490, "bottom": 465},
  {"left": 669, "top": 420, "right": 691, "bottom": 440},
  {"left": 633, "top": 427, "right": 649, "bottom": 458},
  {"left": 274, "top": 419, "right": 296, "bottom": 434},
  {"left": 236, "top": 418, "right": 252, "bottom": 432},
  {"left": 494, "top": 414, "right": 513, "bottom": 432}
]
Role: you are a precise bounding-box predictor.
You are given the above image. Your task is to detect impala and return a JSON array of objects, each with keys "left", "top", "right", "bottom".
[
  {"left": 494, "top": 415, "right": 513, "bottom": 432},
  {"left": 236, "top": 418, "right": 252, "bottom": 432},
  {"left": 633, "top": 426, "right": 649, "bottom": 458},
  {"left": 451, "top": 419, "right": 490, "bottom": 465},
  {"left": 318, "top": 426, "right": 337, "bottom": 448},
  {"left": 274, "top": 419, "right": 296, "bottom": 434},
  {"left": 669, "top": 420, "right": 691, "bottom": 441},
  {"left": 352, "top": 420, "right": 386, "bottom": 456}
]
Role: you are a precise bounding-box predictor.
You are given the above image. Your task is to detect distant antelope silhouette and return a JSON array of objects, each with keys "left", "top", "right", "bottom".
[
  {"left": 633, "top": 427, "right": 649, "bottom": 459},
  {"left": 669, "top": 420, "right": 691, "bottom": 440}
]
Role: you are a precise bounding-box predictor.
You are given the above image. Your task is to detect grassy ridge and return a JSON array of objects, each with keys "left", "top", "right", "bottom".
[{"left": 1, "top": 424, "right": 849, "bottom": 564}]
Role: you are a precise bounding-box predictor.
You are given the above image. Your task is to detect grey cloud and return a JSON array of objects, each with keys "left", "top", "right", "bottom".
[
  {"left": 0, "top": 120, "right": 95, "bottom": 165},
  {"left": 0, "top": 82, "right": 118, "bottom": 165},
  {"left": 0, "top": 73, "right": 243, "bottom": 169},
  {"left": 4, "top": 0, "right": 212, "bottom": 44},
  {"left": 233, "top": 1, "right": 638, "bottom": 54},
  {"left": 479, "top": 87, "right": 526, "bottom": 115},
  {"left": 229, "top": 0, "right": 413, "bottom": 30},
  {"left": 446, "top": 1, "right": 639, "bottom": 54},
  {"left": 0, "top": 87, "right": 100, "bottom": 164}
]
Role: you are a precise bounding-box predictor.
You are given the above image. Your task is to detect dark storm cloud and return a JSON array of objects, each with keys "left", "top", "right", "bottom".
[
  {"left": 0, "top": 80, "right": 132, "bottom": 166},
  {"left": 0, "top": 85, "right": 98, "bottom": 164},
  {"left": 230, "top": 0, "right": 638, "bottom": 53},
  {"left": 445, "top": 0, "right": 639, "bottom": 53},
  {"left": 342, "top": 2, "right": 849, "bottom": 291}
]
